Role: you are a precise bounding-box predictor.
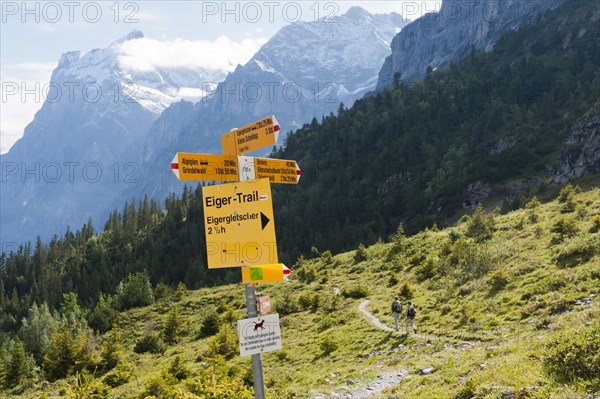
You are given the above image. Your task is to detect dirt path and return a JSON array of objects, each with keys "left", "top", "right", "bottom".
[
  {"left": 358, "top": 300, "right": 395, "bottom": 332},
  {"left": 358, "top": 300, "right": 438, "bottom": 341},
  {"left": 310, "top": 370, "right": 407, "bottom": 399},
  {"left": 309, "top": 300, "right": 475, "bottom": 399}
]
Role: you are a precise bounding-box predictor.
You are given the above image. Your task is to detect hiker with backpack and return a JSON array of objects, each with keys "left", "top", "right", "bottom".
[
  {"left": 405, "top": 301, "right": 417, "bottom": 335},
  {"left": 391, "top": 297, "right": 403, "bottom": 331}
]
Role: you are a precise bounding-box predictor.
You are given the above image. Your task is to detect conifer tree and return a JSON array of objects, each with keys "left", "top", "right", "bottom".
[{"left": 6, "top": 340, "right": 28, "bottom": 388}]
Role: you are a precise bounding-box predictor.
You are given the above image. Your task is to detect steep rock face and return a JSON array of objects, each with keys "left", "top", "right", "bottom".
[
  {"left": 134, "top": 7, "right": 407, "bottom": 200},
  {"left": 376, "top": 0, "right": 559, "bottom": 88},
  {"left": 553, "top": 102, "right": 600, "bottom": 183}
]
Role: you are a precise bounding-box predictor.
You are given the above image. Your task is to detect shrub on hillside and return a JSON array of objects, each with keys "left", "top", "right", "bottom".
[
  {"left": 552, "top": 234, "right": 599, "bottom": 268},
  {"left": 153, "top": 282, "right": 173, "bottom": 300},
  {"left": 198, "top": 310, "right": 221, "bottom": 338},
  {"left": 488, "top": 269, "right": 510, "bottom": 291},
  {"left": 447, "top": 239, "right": 497, "bottom": 284},
  {"left": 187, "top": 358, "right": 253, "bottom": 399},
  {"left": 415, "top": 258, "right": 438, "bottom": 281},
  {"left": 88, "top": 294, "right": 118, "bottom": 334},
  {"left": 163, "top": 306, "right": 181, "bottom": 344},
  {"left": 354, "top": 243, "right": 368, "bottom": 263},
  {"left": 134, "top": 331, "right": 165, "bottom": 354},
  {"left": 321, "top": 250, "right": 334, "bottom": 265},
  {"left": 557, "top": 184, "right": 578, "bottom": 213},
  {"left": 550, "top": 216, "right": 579, "bottom": 244},
  {"left": 100, "top": 326, "right": 124, "bottom": 370},
  {"left": 464, "top": 204, "right": 496, "bottom": 242},
  {"left": 341, "top": 285, "right": 369, "bottom": 299},
  {"left": 544, "top": 320, "right": 600, "bottom": 386},
  {"left": 115, "top": 272, "right": 155, "bottom": 310},
  {"left": 168, "top": 356, "right": 190, "bottom": 380},
  {"left": 102, "top": 362, "right": 133, "bottom": 388},
  {"left": 221, "top": 308, "right": 239, "bottom": 327},
  {"left": 316, "top": 316, "right": 338, "bottom": 332},
  {"left": 391, "top": 224, "right": 407, "bottom": 253},
  {"left": 42, "top": 328, "right": 96, "bottom": 381},
  {"left": 453, "top": 379, "right": 476, "bottom": 399},
  {"left": 5, "top": 340, "right": 29, "bottom": 388},
  {"left": 137, "top": 370, "right": 178, "bottom": 399},
  {"left": 296, "top": 263, "right": 317, "bottom": 283},
  {"left": 207, "top": 325, "right": 237, "bottom": 360},
  {"left": 525, "top": 196, "right": 542, "bottom": 223},
  {"left": 64, "top": 372, "right": 109, "bottom": 399},
  {"left": 275, "top": 292, "right": 298, "bottom": 316},
  {"left": 408, "top": 252, "right": 427, "bottom": 267},
  {"left": 319, "top": 336, "right": 339, "bottom": 355},
  {"left": 388, "top": 272, "right": 399, "bottom": 286},
  {"left": 297, "top": 293, "right": 312, "bottom": 310},
  {"left": 399, "top": 282, "right": 414, "bottom": 300},
  {"left": 173, "top": 282, "right": 187, "bottom": 301}
]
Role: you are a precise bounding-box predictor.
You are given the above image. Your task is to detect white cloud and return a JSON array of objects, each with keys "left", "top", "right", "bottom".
[{"left": 117, "top": 36, "right": 268, "bottom": 72}]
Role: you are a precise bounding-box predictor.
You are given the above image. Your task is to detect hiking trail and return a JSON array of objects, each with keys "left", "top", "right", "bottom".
[
  {"left": 310, "top": 300, "right": 479, "bottom": 399},
  {"left": 359, "top": 299, "right": 438, "bottom": 341}
]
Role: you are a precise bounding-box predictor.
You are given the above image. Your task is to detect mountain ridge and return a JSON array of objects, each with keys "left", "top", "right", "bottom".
[
  {"left": 133, "top": 7, "right": 407, "bottom": 200},
  {"left": 376, "top": 0, "right": 560, "bottom": 88}
]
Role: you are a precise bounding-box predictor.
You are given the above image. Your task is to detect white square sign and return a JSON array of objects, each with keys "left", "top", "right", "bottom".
[{"left": 238, "top": 313, "right": 282, "bottom": 356}]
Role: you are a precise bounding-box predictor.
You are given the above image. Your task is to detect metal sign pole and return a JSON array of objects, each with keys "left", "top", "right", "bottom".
[{"left": 245, "top": 284, "right": 266, "bottom": 399}]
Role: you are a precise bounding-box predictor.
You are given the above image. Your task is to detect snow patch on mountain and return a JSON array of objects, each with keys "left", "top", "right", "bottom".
[{"left": 50, "top": 31, "right": 266, "bottom": 115}]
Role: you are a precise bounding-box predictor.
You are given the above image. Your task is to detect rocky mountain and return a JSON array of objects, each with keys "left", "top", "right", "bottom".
[
  {"left": 1, "top": 9, "right": 407, "bottom": 247},
  {"left": 134, "top": 7, "right": 407, "bottom": 199},
  {"left": 0, "top": 31, "right": 226, "bottom": 247},
  {"left": 376, "top": 0, "right": 559, "bottom": 88},
  {"left": 553, "top": 101, "right": 600, "bottom": 183}
]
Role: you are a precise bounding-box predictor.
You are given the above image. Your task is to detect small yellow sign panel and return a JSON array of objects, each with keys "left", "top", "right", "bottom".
[
  {"left": 238, "top": 157, "right": 301, "bottom": 185},
  {"left": 202, "top": 178, "right": 278, "bottom": 269},
  {"left": 174, "top": 153, "right": 238, "bottom": 181},
  {"left": 241, "top": 264, "right": 285, "bottom": 284},
  {"left": 221, "top": 116, "right": 280, "bottom": 156}
]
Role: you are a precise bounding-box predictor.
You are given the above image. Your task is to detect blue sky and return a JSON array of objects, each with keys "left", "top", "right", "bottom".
[{"left": 0, "top": 1, "right": 442, "bottom": 153}]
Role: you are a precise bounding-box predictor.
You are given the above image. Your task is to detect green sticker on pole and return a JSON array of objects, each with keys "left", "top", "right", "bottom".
[{"left": 250, "top": 267, "right": 263, "bottom": 281}]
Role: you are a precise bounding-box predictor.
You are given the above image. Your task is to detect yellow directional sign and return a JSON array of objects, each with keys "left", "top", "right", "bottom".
[
  {"left": 241, "top": 264, "right": 285, "bottom": 284},
  {"left": 221, "top": 116, "right": 280, "bottom": 156},
  {"left": 202, "top": 178, "right": 278, "bottom": 269},
  {"left": 239, "top": 156, "right": 301, "bottom": 184},
  {"left": 170, "top": 153, "right": 238, "bottom": 181},
  {"left": 170, "top": 153, "right": 301, "bottom": 184}
]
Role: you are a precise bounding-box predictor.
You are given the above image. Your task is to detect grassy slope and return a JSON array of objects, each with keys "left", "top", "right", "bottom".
[{"left": 12, "top": 185, "right": 599, "bottom": 399}]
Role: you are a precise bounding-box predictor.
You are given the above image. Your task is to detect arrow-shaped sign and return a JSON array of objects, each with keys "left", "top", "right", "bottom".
[
  {"left": 170, "top": 153, "right": 301, "bottom": 184},
  {"left": 169, "top": 153, "right": 238, "bottom": 181},
  {"left": 221, "top": 116, "right": 280, "bottom": 156},
  {"left": 241, "top": 263, "right": 291, "bottom": 284}
]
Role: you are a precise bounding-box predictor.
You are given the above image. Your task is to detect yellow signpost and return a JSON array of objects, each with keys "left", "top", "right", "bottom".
[
  {"left": 171, "top": 153, "right": 301, "bottom": 184},
  {"left": 241, "top": 264, "right": 285, "bottom": 284},
  {"left": 238, "top": 156, "right": 301, "bottom": 184},
  {"left": 171, "top": 115, "right": 297, "bottom": 399},
  {"left": 221, "top": 116, "right": 280, "bottom": 156},
  {"left": 202, "top": 178, "right": 278, "bottom": 269},
  {"left": 170, "top": 153, "right": 238, "bottom": 181}
]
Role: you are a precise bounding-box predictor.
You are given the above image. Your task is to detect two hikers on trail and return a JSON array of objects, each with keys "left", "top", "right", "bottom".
[
  {"left": 391, "top": 297, "right": 402, "bottom": 331},
  {"left": 391, "top": 298, "right": 417, "bottom": 334}
]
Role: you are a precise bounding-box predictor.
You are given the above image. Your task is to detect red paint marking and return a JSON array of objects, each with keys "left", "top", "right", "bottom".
[{"left": 170, "top": 163, "right": 179, "bottom": 170}]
